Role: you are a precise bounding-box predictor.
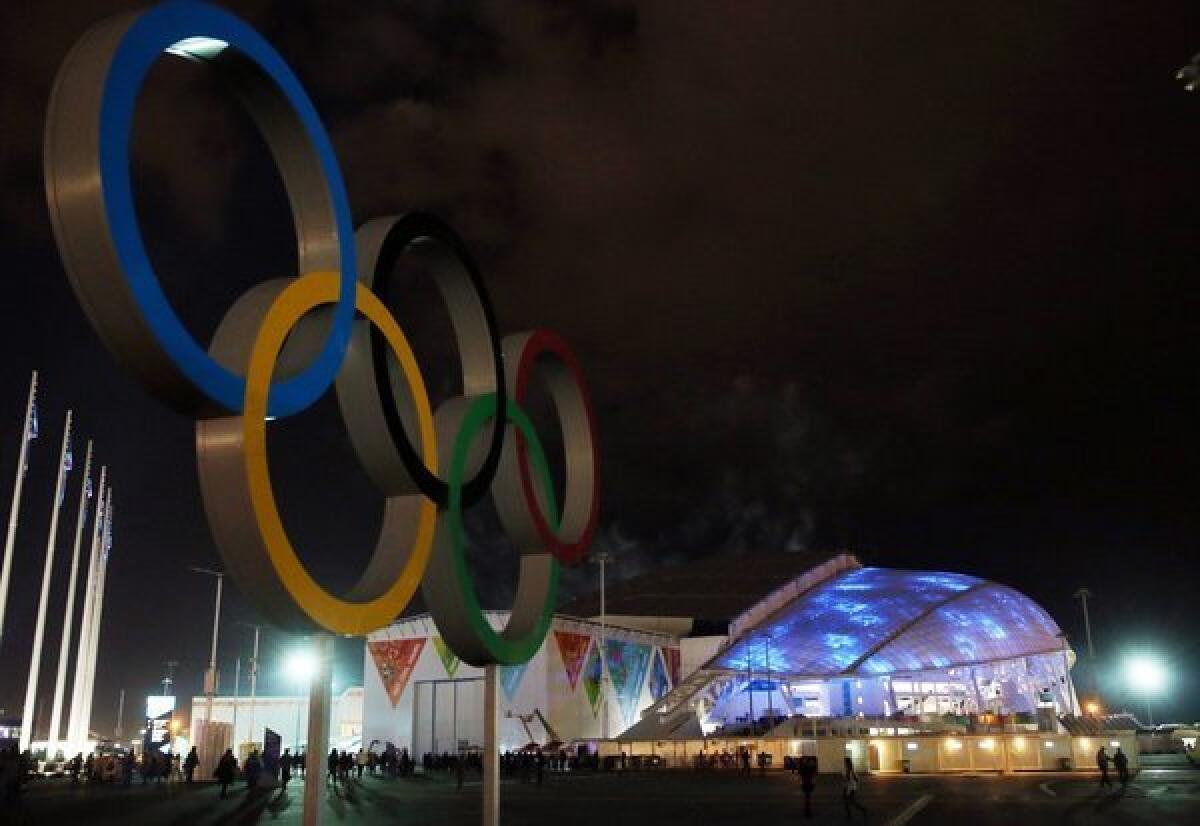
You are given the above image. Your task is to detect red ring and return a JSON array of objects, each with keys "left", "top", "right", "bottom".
[{"left": 508, "top": 329, "right": 600, "bottom": 565}]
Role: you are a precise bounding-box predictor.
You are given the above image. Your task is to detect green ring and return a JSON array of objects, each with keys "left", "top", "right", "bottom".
[{"left": 447, "top": 394, "right": 560, "bottom": 664}]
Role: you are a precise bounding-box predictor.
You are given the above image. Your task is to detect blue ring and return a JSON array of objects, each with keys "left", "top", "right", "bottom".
[{"left": 99, "top": 0, "right": 355, "bottom": 416}]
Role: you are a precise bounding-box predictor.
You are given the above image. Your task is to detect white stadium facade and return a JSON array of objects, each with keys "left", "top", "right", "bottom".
[{"left": 362, "top": 551, "right": 1094, "bottom": 765}]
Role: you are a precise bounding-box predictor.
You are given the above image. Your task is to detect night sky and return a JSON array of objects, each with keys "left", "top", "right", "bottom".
[{"left": 1, "top": 1, "right": 1198, "bottom": 734}]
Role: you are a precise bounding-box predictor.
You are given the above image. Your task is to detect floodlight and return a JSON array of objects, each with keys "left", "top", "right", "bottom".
[
  {"left": 285, "top": 649, "right": 319, "bottom": 683},
  {"left": 1123, "top": 655, "right": 1167, "bottom": 695}
]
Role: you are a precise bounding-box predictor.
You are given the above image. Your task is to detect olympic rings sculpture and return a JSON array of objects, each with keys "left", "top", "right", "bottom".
[{"left": 43, "top": 0, "right": 599, "bottom": 666}]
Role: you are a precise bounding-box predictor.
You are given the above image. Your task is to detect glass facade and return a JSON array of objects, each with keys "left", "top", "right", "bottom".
[{"left": 713, "top": 567, "right": 1064, "bottom": 678}]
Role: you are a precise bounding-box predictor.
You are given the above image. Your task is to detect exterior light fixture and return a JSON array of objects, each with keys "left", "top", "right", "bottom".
[{"left": 285, "top": 648, "right": 319, "bottom": 683}]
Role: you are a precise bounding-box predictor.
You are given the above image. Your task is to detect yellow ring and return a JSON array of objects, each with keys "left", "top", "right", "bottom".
[{"left": 242, "top": 271, "right": 438, "bottom": 633}]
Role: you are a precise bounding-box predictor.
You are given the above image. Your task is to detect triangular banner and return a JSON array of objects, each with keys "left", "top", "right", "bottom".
[
  {"left": 554, "top": 631, "right": 592, "bottom": 691},
  {"left": 499, "top": 662, "right": 529, "bottom": 702},
  {"left": 664, "top": 647, "right": 681, "bottom": 687},
  {"left": 431, "top": 636, "right": 460, "bottom": 677},
  {"left": 605, "top": 641, "right": 652, "bottom": 725},
  {"left": 368, "top": 639, "right": 426, "bottom": 707},
  {"left": 648, "top": 648, "right": 670, "bottom": 702},
  {"left": 582, "top": 642, "right": 604, "bottom": 715}
]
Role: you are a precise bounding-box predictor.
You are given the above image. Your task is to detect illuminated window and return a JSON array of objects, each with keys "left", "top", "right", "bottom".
[
  {"left": 906, "top": 742, "right": 919, "bottom": 751},
  {"left": 945, "top": 739, "right": 962, "bottom": 751}
]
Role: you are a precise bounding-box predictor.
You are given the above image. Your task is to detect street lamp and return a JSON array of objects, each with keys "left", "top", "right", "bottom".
[
  {"left": 1123, "top": 655, "right": 1167, "bottom": 726},
  {"left": 286, "top": 646, "right": 318, "bottom": 750},
  {"left": 189, "top": 566, "right": 223, "bottom": 756}
]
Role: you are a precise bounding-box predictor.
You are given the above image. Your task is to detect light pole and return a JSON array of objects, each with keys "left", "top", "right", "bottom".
[
  {"left": 592, "top": 551, "right": 611, "bottom": 737},
  {"left": 231, "top": 657, "right": 241, "bottom": 751},
  {"left": 190, "top": 567, "right": 223, "bottom": 761},
  {"left": 1072, "top": 588, "right": 1095, "bottom": 660},
  {"left": 237, "top": 622, "right": 262, "bottom": 750},
  {"left": 286, "top": 639, "right": 332, "bottom": 826}
]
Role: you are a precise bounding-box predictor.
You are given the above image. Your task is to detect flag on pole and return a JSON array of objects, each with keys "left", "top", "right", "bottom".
[
  {"left": 103, "top": 503, "right": 113, "bottom": 560},
  {"left": 29, "top": 399, "right": 38, "bottom": 441},
  {"left": 63, "top": 431, "right": 73, "bottom": 472}
]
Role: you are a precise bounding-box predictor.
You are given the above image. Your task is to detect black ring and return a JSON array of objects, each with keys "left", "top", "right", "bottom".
[{"left": 368, "top": 212, "right": 506, "bottom": 508}]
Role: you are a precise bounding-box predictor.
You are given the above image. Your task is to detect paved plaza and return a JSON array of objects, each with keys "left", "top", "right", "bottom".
[{"left": 3, "top": 760, "right": 1199, "bottom": 826}]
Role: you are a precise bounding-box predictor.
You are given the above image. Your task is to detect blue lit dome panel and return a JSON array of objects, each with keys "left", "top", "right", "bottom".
[
  {"left": 712, "top": 567, "right": 982, "bottom": 676},
  {"left": 859, "top": 585, "right": 1063, "bottom": 675},
  {"left": 711, "top": 567, "right": 1064, "bottom": 678}
]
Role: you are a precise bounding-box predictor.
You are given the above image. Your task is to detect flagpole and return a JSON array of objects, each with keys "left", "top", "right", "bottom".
[
  {"left": 20, "top": 409, "right": 72, "bottom": 753},
  {"left": 66, "top": 471, "right": 105, "bottom": 753},
  {"left": 79, "top": 488, "right": 112, "bottom": 747},
  {"left": 0, "top": 371, "right": 38, "bottom": 646},
  {"left": 47, "top": 441, "right": 93, "bottom": 757}
]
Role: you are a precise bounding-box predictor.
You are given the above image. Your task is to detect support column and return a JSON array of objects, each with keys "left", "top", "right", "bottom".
[
  {"left": 303, "top": 633, "right": 333, "bottom": 826},
  {"left": 483, "top": 664, "right": 499, "bottom": 826}
]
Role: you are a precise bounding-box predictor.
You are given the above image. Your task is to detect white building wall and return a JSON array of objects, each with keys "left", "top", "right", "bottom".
[
  {"left": 190, "top": 687, "right": 362, "bottom": 752},
  {"left": 363, "top": 613, "right": 678, "bottom": 754}
]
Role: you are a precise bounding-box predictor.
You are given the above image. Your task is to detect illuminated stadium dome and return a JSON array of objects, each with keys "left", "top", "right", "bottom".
[
  {"left": 563, "top": 552, "right": 1077, "bottom": 740},
  {"left": 361, "top": 551, "right": 1078, "bottom": 752}
]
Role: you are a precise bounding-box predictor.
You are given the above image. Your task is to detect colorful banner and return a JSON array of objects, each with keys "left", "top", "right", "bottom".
[
  {"left": 554, "top": 631, "right": 592, "bottom": 691},
  {"left": 648, "top": 648, "right": 670, "bottom": 702},
  {"left": 431, "top": 636, "right": 460, "bottom": 677},
  {"left": 368, "top": 638, "right": 426, "bottom": 706},
  {"left": 500, "top": 662, "right": 529, "bottom": 702},
  {"left": 664, "top": 647, "right": 681, "bottom": 687},
  {"left": 605, "top": 641, "right": 652, "bottom": 724},
  {"left": 582, "top": 643, "right": 604, "bottom": 715}
]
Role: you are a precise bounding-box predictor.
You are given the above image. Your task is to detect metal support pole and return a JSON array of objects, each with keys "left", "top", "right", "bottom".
[
  {"left": 248, "top": 625, "right": 260, "bottom": 749},
  {"left": 303, "top": 633, "right": 334, "bottom": 826},
  {"left": 115, "top": 689, "right": 125, "bottom": 741},
  {"left": 48, "top": 441, "right": 93, "bottom": 756},
  {"left": 66, "top": 472, "right": 105, "bottom": 753},
  {"left": 78, "top": 490, "right": 112, "bottom": 746},
  {"left": 483, "top": 664, "right": 499, "bottom": 826},
  {"left": 765, "top": 637, "right": 773, "bottom": 730},
  {"left": 595, "top": 551, "right": 610, "bottom": 737},
  {"left": 20, "top": 410, "right": 72, "bottom": 753},
  {"left": 232, "top": 656, "right": 241, "bottom": 750},
  {"left": 0, "top": 371, "right": 37, "bottom": 646}
]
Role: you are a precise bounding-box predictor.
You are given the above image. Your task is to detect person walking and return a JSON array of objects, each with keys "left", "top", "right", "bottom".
[
  {"left": 1114, "top": 746, "right": 1130, "bottom": 793},
  {"left": 842, "top": 757, "right": 868, "bottom": 821},
  {"left": 798, "top": 755, "right": 818, "bottom": 819},
  {"left": 1096, "top": 746, "right": 1112, "bottom": 789},
  {"left": 183, "top": 747, "right": 198, "bottom": 783},
  {"left": 356, "top": 748, "right": 368, "bottom": 780},
  {"left": 327, "top": 748, "right": 339, "bottom": 789},
  {"left": 244, "top": 750, "right": 262, "bottom": 789},
  {"left": 121, "top": 750, "right": 135, "bottom": 786},
  {"left": 280, "top": 749, "right": 293, "bottom": 791},
  {"left": 215, "top": 749, "right": 237, "bottom": 799}
]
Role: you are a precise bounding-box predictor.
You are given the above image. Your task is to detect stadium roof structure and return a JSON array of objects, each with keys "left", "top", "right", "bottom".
[
  {"left": 712, "top": 566, "right": 1067, "bottom": 678},
  {"left": 558, "top": 550, "right": 842, "bottom": 628},
  {"left": 638, "top": 557, "right": 1071, "bottom": 737}
]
